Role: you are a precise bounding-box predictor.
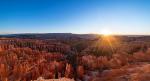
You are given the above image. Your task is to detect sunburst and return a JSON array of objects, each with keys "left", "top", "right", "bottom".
[{"left": 101, "top": 29, "right": 112, "bottom": 36}]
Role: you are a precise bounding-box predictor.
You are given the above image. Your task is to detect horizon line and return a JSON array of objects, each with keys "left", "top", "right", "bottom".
[{"left": 1, "top": 32, "right": 150, "bottom": 36}]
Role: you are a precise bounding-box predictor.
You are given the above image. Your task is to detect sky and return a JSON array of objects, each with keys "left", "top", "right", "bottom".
[{"left": 0, "top": 0, "right": 150, "bottom": 35}]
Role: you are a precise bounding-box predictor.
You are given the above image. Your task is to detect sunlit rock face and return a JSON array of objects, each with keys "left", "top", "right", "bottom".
[{"left": 33, "top": 77, "right": 74, "bottom": 81}]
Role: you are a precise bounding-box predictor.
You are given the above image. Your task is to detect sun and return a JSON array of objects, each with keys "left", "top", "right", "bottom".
[{"left": 101, "top": 29, "right": 112, "bottom": 36}]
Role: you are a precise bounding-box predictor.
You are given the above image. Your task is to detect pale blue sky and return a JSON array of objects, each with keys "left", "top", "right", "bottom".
[{"left": 0, "top": 0, "right": 150, "bottom": 34}]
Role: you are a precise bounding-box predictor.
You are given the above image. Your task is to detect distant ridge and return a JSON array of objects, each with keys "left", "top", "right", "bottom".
[{"left": 0, "top": 33, "right": 100, "bottom": 40}]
